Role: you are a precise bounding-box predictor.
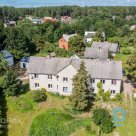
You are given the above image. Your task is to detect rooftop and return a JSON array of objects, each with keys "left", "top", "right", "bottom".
[{"left": 28, "top": 56, "right": 122, "bottom": 80}]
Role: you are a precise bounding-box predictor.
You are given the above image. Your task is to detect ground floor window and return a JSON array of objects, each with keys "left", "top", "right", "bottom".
[
  {"left": 111, "top": 90, "right": 116, "bottom": 94},
  {"left": 35, "top": 83, "right": 39, "bottom": 87},
  {"left": 48, "top": 84, "right": 53, "bottom": 89},
  {"left": 63, "top": 87, "right": 68, "bottom": 92}
]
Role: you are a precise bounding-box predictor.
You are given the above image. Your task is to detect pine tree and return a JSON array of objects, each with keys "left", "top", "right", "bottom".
[
  {"left": 69, "top": 61, "right": 89, "bottom": 111},
  {"left": 2, "top": 70, "right": 22, "bottom": 96}
]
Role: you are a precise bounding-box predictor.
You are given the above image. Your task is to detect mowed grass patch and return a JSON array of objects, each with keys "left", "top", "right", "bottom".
[{"left": 29, "top": 108, "right": 91, "bottom": 136}]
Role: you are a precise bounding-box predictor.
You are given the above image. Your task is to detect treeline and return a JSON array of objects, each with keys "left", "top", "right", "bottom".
[{"left": 1, "top": 6, "right": 136, "bottom": 21}]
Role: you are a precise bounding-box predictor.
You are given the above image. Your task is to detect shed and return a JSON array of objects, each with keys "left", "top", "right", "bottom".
[
  {"left": 0, "top": 50, "right": 14, "bottom": 66},
  {"left": 20, "top": 57, "right": 30, "bottom": 69}
]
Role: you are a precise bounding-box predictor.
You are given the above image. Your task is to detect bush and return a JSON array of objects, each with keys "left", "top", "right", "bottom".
[
  {"left": 33, "top": 89, "right": 47, "bottom": 102},
  {"left": 115, "top": 93, "right": 123, "bottom": 101},
  {"left": 102, "top": 91, "right": 111, "bottom": 101}
]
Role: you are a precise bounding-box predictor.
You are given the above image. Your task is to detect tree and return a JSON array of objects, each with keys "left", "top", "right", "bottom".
[
  {"left": 69, "top": 35, "right": 85, "bottom": 53},
  {"left": 32, "top": 88, "right": 47, "bottom": 102},
  {"left": 92, "top": 108, "right": 114, "bottom": 136},
  {"left": 2, "top": 70, "right": 22, "bottom": 96},
  {"left": 32, "top": 35, "right": 45, "bottom": 51},
  {"left": 4, "top": 28, "right": 30, "bottom": 59},
  {"left": 69, "top": 61, "right": 89, "bottom": 111},
  {"left": 125, "top": 49, "right": 136, "bottom": 81},
  {"left": 0, "top": 53, "right": 8, "bottom": 72}
]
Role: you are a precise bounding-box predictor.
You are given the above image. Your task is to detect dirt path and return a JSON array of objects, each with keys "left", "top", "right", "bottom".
[{"left": 123, "top": 79, "right": 136, "bottom": 109}]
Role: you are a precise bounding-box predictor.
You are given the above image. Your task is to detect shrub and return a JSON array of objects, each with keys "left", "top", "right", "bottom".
[
  {"left": 102, "top": 91, "right": 111, "bottom": 101},
  {"left": 33, "top": 88, "right": 47, "bottom": 102},
  {"left": 115, "top": 93, "right": 123, "bottom": 101}
]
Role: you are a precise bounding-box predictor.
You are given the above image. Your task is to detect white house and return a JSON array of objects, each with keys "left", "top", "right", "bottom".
[
  {"left": 84, "top": 31, "right": 96, "bottom": 44},
  {"left": 28, "top": 57, "right": 122, "bottom": 96},
  {"left": 0, "top": 50, "right": 14, "bottom": 66}
]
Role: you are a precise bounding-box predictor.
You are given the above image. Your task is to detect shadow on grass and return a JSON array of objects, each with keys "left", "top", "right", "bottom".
[{"left": 0, "top": 87, "right": 8, "bottom": 136}]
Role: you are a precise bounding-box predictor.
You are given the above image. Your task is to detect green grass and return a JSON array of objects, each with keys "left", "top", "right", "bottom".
[
  {"left": 5, "top": 87, "right": 136, "bottom": 136},
  {"left": 29, "top": 108, "right": 91, "bottom": 136},
  {"left": 114, "top": 53, "right": 129, "bottom": 67}
]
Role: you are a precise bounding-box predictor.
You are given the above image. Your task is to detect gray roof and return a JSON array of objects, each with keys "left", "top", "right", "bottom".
[
  {"left": 91, "top": 42, "right": 119, "bottom": 53},
  {"left": 84, "top": 47, "right": 108, "bottom": 60},
  {"left": 28, "top": 56, "right": 122, "bottom": 80},
  {"left": 1, "top": 50, "right": 13, "bottom": 59},
  {"left": 63, "top": 34, "right": 77, "bottom": 42}
]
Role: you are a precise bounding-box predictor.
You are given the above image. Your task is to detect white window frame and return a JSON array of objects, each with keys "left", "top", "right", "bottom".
[
  {"left": 111, "top": 80, "right": 117, "bottom": 85},
  {"left": 35, "top": 83, "right": 39, "bottom": 88},
  {"left": 63, "top": 87, "right": 68, "bottom": 92},
  {"left": 63, "top": 77, "right": 68, "bottom": 82},
  {"left": 100, "top": 79, "right": 105, "bottom": 84},
  {"left": 111, "top": 90, "right": 116, "bottom": 94},
  {"left": 48, "top": 75, "right": 52, "bottom": 80},
  {"left": 90, "top": 79, "right": 95, "bottom": 83},
  {"left": 48, "top": 84, "right": 53, "bottom": 89},
  {"left": 34, "top": 74, "right": 38, "bottom": 78}
]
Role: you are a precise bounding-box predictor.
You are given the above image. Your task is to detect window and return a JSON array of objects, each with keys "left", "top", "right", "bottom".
[
  {"left": 34, "top": 74, "right": 38, "bottom": 78},
  {"left": 48, "top": 75, "right": 52, "bottom": 79},
  {"left": 112, "top": 80, "right": 117, "bottom": 85},
  {"left": 111, "top": 90, "right": 116, "bottom": 94},
  {"left": 100, "top": 80, "right": 105, "bottom": 84},
  {"left": 48, "top": 84, "right": 53, "bottom": 89},
  {"left": 63, "top": 87, "right": 68, "bottom": 92},
  {"left": 90, "top": 79, "right": 95, "bottom": 83},
  {"left": 63, "top": 77, "right": 68, "bottom": 82},
  {"left": 56, "top": 75, "right": 59, "bottom": 81},
  {"left": 35, "top": 83, "right": 39, "bottom": 87}
]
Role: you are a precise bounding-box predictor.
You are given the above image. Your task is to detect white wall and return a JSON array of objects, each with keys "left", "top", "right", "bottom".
[{"left": 29, "top": 65, "right": 122, "bottom": 96}]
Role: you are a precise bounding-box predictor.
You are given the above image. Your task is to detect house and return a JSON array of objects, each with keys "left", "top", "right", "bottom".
[
  {"left": 4, "top": 21, "right": 16, "bottom": 28},
  {"left": 32, "top": 18, "right": 42, "bottom": 24},
  {"left": 59, "top": 34, "right": 77, "bottom": 50},
  {"left": 28, "top": 56, "right": 122, "bottom": 96},
  {"left": 84, "top": 47, "right": 108, "bottom": 60},
  {"left": 130, "top": 25, "right": 136, "bottom": 31},
  {"left": 61, "top": 16, "right": 72, "bottom": 23},
  {"left": 25, "top": 16, "right": 33, "bottom": 21},
  {"left": 0, "top": 50, "right": 14, "bottom": 66},
  {"left": 84, "top": 31, "right": 96, "bottom": 43},
  {"left": 20, "top": 57, "right": 30, "bottom": 69},
  {"left": 42, "top": 17, "right": 58, "bottom": 23},
  {"left": 91, "top": 42, "right": 119, "bottom": 54},
  {"left": 125, "top": 15, "right": 133, "bottom": 21}
]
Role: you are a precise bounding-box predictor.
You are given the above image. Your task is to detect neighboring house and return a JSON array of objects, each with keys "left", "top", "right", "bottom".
[
  {"left": 84, "top": 31, "right": 96, "bottom": 43},
  {"left": 59, "top": 34, "right": 77, "bottom": 50},
  {"left": 91, "top": 41, "right": 119, "bottom": 54},
  {"left": 25, "top": 16, "right": 33, "bottom": 21},
  {"left": 4, "top": 21, "right": 16, "bottom": 28},
  {"left": 0, "top": 50, "right": 14, "bottom": 66},
  {"left": 130, "top": 25, "right": 136, "bottom": 31},
  {"left": 20, "top": 57, "right": 30, "bottom": 69},
  {"left": 32, "top": 18, "right": 42, "bottom": 24},
  {"left": 42, "top": 17, "right": 58, "bottom": 23},
  {"left": 28, "top": 56, "right": 122, "bottom": 96},
  {"left": 125, "top": 15, "right": 133, "bottom": 20},
  {"left": 84, "top": 47, "right": 108, "bottom": 60},
  {"left": 61, "top": 16, "right": 72, "bottom": 23}
]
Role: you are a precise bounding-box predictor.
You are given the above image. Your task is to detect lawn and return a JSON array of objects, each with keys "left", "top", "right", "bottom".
[{"left": 2, "top": 82, "right": 136, "bottom": 136}]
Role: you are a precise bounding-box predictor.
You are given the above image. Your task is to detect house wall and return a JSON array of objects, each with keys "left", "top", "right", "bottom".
[
  {"left": 29, "top": 65, "right": 122, "bottom": 96},
  {"left": 59, "top": 37, "right": 69, "bottom": 50}
]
